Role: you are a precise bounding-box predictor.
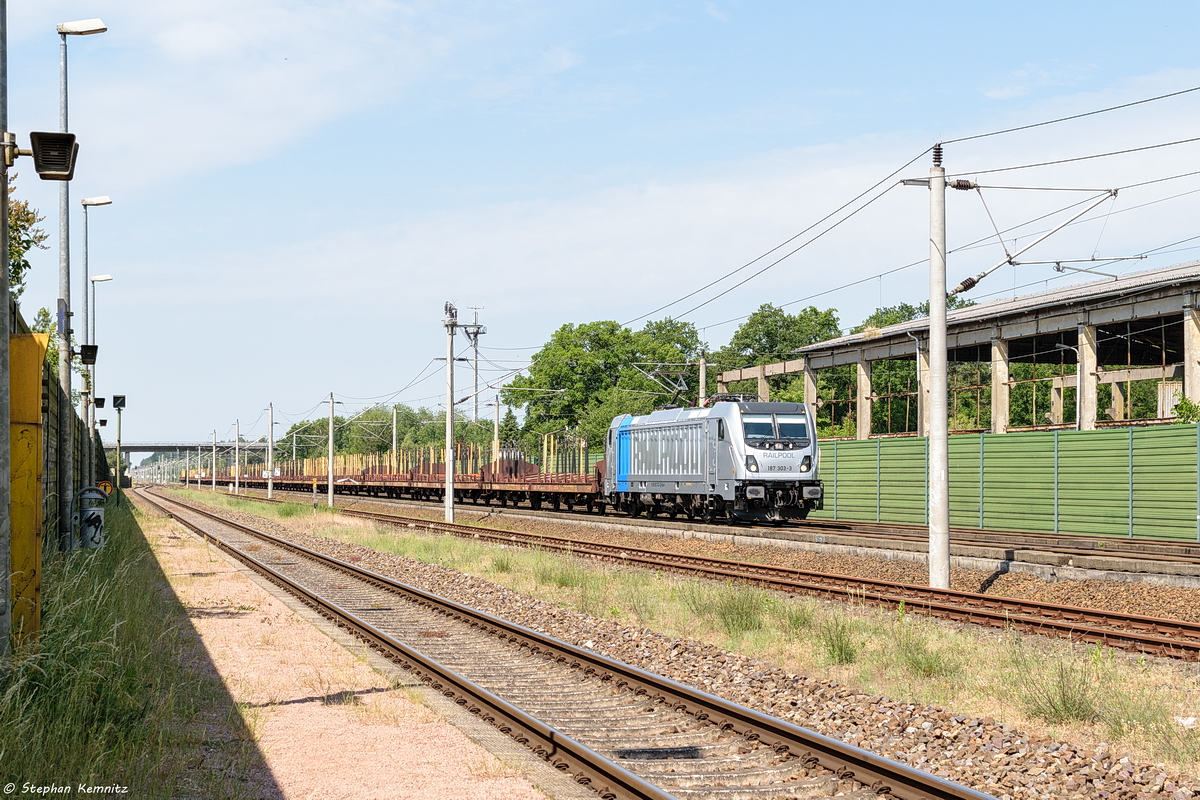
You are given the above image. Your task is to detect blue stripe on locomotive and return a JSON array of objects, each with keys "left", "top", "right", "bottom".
[{"left": 616, "top": 416, "right": 633, "bottom": 492}]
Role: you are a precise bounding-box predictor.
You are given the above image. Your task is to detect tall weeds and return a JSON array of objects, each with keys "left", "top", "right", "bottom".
[{"left": 0, "top": 502, "right": 258, "bottom": 797}]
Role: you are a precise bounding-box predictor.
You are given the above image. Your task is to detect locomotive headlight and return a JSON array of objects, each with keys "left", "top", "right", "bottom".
[
  {"left": 800, "top": 456, "right": 812, "bottom": 473},
  {"left": 745, "top": 455, "right": 759, "bottom": 473}
]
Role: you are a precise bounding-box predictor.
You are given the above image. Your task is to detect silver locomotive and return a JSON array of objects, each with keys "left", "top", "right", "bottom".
[{"left": 603, "top": 401, "right": 823, "bottom": 523}]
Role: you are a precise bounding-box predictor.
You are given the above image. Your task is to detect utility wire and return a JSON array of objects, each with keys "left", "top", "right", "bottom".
[
  {"left": 622, "top": 147, "right": 932, "bottom": 325},
  {"left": 943, "top": 85, "right": 1200, "bottom": 144},
  {"left": 675, "top": 182, "right": 902, "bottom": 320},
  {"left": 947, "top": 135, "right": 1200, "bottom": 178},
  {"left": 699, "top": 170, "right": 1200, "bottom": 333}
]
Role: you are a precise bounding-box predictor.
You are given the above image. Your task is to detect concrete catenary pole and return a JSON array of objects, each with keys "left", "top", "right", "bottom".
[
  {"left": 184, "top": 448, "right": 188, "bottom": 488},
  {"left": 493, "top": 397, "right": 501, "bottom": 464},
  {"left": 928, "top": 145, "right": 950, "bottom": 589},
  {"left": 211, "top": 430, "right": 216, "bottom": 491},
  {"left": 0, "top": 0, "right": 12, "bottom": 657},
  {"left": 444, "top": 303, "right": 457, "bottom": 522},
  {"left": 391, "top": 405, "right": 397, "bottom": 474},
  {"left": 267, "top": 402, "right": 274, "bottom": 500},
  {"left": 469, "top": 308, "right": 482, "bottom": 422},
  {"left": 327, "top": 393, "right": 335, "bottom": 507},
  {"left": 234, "top": 418, "right": 240, "bottom": 495},
  {"left": 699, "top": 350, "right": 707, "bottom": 407}
]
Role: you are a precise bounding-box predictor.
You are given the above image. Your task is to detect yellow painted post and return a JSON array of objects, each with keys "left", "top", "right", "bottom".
[{"left": 10, "top": 334, "right": 49, "bottom": 644}]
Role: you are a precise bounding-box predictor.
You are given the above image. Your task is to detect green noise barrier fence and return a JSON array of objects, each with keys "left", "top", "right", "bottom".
[{"left": 811, "top": 424, "right": 1200, "bottom": 540}]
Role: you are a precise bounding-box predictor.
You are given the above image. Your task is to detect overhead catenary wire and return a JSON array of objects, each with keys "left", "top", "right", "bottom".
[
  {"left": 947, "top": 135, "right": 1200, "bottom": 179},
  {"left": 943, "top": 84, "right": 1200, "bottom": 145},
  {"left": 698, "top": 166, "right": 1200, "bottom": 334},
  {"left": 621, "top": 147, "right": 933, "bottom": 326}
]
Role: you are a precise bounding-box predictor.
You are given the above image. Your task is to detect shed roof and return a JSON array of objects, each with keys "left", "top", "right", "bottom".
[{"left": 798, "top": 260, "right": 1200, "bottom": 355}]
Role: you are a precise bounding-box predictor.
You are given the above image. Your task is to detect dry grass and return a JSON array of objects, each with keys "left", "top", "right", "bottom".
[{"left": 0, "top": 501, "right": 267, "bottom": 797}]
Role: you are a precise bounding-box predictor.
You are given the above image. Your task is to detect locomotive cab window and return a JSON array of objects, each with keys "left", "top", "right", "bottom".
[
  {"left": 776, "top": 415, "right": 809, "bottom": 440},
  {"left": 742, "top": 414, "right": 774, "bottom": 441},
  {"left": 717, "top": 420, "right": 725, "bottom": 440}
]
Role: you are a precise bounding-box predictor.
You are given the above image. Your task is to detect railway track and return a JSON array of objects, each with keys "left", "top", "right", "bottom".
[
  {"left": 188, "top": 482, "right": 1200, "bottom": 571},
  {"left": 139, "top": 488, "right": 993, "bottom": 800},
  {"left": 166, "top": 484, "right": 1200, "bottom": 660}
]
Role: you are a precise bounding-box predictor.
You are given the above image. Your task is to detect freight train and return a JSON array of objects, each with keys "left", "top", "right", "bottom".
[{"left": 187, "top": 401, "right": 824, "bottom": 525}]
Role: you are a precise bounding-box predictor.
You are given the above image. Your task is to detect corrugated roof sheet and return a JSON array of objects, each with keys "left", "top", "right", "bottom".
[{"left": 798, "top": 260, "right": 1200, "bottom": 353}]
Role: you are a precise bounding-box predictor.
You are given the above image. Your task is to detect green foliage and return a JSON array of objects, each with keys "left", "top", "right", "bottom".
[
  {"left": 819, "top": 616, "right": 859, "bottom": 664},
  {"left": 8, "top": 176, "right": 49, "bottom": 299},
  {"left": 1174, "top": 396, "right": 1200, "bottom": 424},
  {"left": 1018, "top": 657, "right": 1099, "bottom": 724},
  {"left": 0, "top": 503, "right": 258, "bottom": 795},
  {"left": 712, "top": 303, "right": 840, "bottom": 400},
  {"left": 850, "top": 296, "right": 975, "bottom": 334},
  {"left": 895, "top": 627, "right": 959, "bottom": 678},
  {"left": 30, "top": 307, "right": 85, "bottom": 387},
  {"left": 275, "top": 403, "right": 497, "bottom": 463},
  {"left": 774, "top": 599, "right": 816, "bottom": 632},
  {"left": 502, "top": 318, "right": 705, "bottom": 447},
  {"left": 713, "top": 584, "right": 769, "bottom": 637}
]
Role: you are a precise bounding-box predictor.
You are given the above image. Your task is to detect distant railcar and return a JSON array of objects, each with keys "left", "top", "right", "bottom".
[{"left": 603, "top": 401, "right": 823, "bottom": 523}]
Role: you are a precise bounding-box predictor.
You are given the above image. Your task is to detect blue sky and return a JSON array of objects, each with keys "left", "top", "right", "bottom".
[{"left": 10, "top": 1, "right": 1200, "bottom": 450}]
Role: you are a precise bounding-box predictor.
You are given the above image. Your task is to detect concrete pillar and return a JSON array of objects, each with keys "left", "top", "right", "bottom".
[
  {"left": 1111, "top": 381, "right": 1127, "bottom": 421},
  {"left": 1051, "top": 381, "right": 1065, "bottom": 425},
  {"left": 717, "top": 377, "right": 728, "bottom": 394},
  {"left": 1184, "top": 304, "right": 1200, "bottom": 403},
  {"left": 756, "top": 366, "right": 770, "bottom": 401},
  {"left": 856, "top": 359, "right": 872, "bottom": 440},
  {"left": 990, "top": 337, "right": 1010, "bottom": 434},
  {"left": 917, "top": 345, "right": 930, "bottom": 437},
  {"left": 802, "top": 361, "right": 818, "bottom": 408},
  {"left": 1079, "top": 324, "right": 1098, "bottom": 431}
]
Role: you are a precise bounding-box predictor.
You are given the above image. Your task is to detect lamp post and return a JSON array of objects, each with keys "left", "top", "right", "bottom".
[
  {"left": 89, "top": 273, "right": 112, "bottom": 483},
  {"left": 80, "top": 197, "right": 110, "bottom": 490},
  {"left": 55, "top": 17, "right": 107, "bottom": 548},
  {"left": 1056, "top": 343, "right": 1083, "bottom": 431}
]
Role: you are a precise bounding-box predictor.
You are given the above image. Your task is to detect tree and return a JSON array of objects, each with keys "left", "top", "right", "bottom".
[
  {"left": 8, "top": 176, "right": 49, "bottom": 298},
  {"left": 711, "top": 303, "right": 841, "bottom": 401},
  {"left": 502, "top": 318, "right": 706, "bottom": 446},
  {"left": 716, "top": 303, "right": 841, "bottom": 366},
  {"left": 850, "top": 296, "right": 974, "bottom": 334},
  {"left": 499, "top": 408, "right": 520, "bottom": 443}
]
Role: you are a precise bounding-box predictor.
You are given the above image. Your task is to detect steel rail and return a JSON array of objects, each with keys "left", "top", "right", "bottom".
[
  {"left": 200, "top": 481, "right": 1200, "bottom": 565},
  {"left": 137, "top": 490, "right": 672, "bottom": 800},
  {"left": 334, "top": 506, "right": 1200, "bottom": 661},
  {"left": 143, "top": 489, "right": 994, "bottom": 800}
]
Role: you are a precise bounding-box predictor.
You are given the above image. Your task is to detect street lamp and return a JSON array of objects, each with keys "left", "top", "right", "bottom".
[
  {"left": 55, "top": 17, "right": 107, "bottom": 548},
  {"left": 89, "top": 274, "right": 113, "bottom": 480},
  {"left": 1056, "top": 343, "right": 1083, "bottom": 431},
  {"left": 80, "top": 197, "right": 110, "bottom": 490}
]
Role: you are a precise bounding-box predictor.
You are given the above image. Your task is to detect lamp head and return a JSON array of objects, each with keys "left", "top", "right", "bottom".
[
  {"left": 82, "top": 196, "right": 112, "bottom": 206},
  {"left": 91, "top": 274, "right": 113, "bottom": 283},
  {"left": 28, "top": 132, "right": 79, "bottom": 181},
  {"left": 57, "top": 19, "right": 107, "bottom": 35}
]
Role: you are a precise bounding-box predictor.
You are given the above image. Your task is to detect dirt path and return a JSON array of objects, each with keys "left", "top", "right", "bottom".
[{"left": 147, "top": 512, "right": 586, "bottom": 800}]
